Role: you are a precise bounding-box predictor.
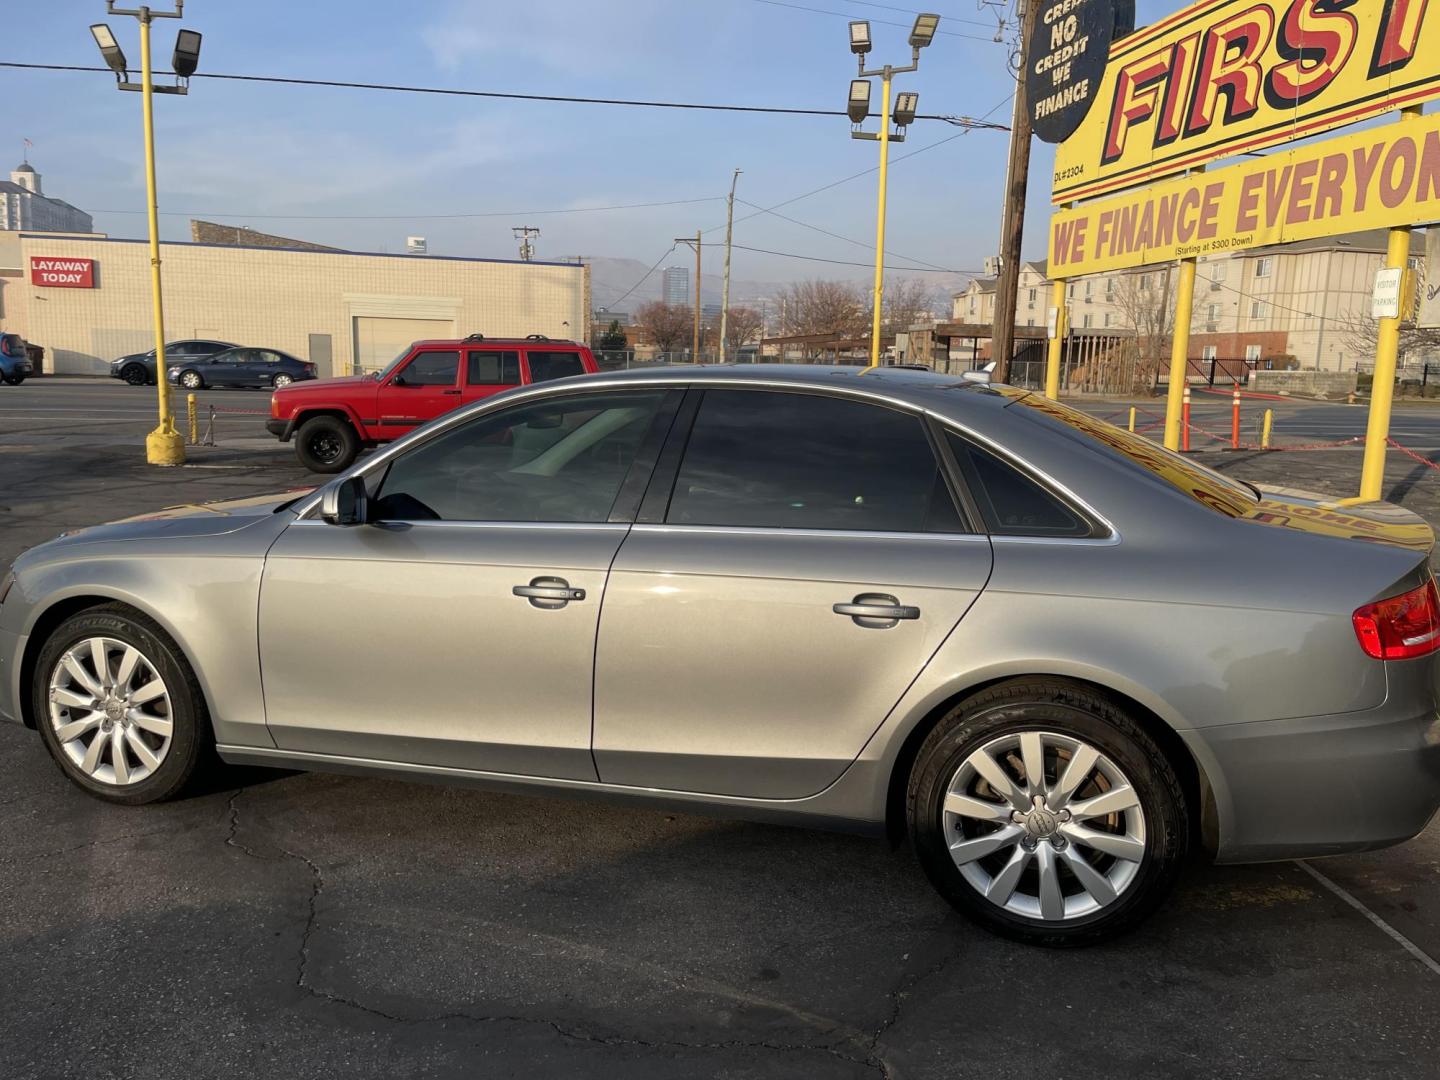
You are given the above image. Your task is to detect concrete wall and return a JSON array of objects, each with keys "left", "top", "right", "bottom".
[
  {"left": 12, "top": 235, "right": 589, "bottom": 374},
  {"left": 1251, "top": 370, "right": 1358, "bottom": 397}
]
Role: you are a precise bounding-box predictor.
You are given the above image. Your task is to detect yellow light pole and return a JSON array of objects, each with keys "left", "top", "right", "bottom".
[
  {"left": 1163, "top": 258, "right": 1197, "bottom": 451},
  {"left": 91, "top": 3, "right": 202, "bottom": 466},
  {"left": 846, "top": 15, "right": 939, "bottom": 368}
]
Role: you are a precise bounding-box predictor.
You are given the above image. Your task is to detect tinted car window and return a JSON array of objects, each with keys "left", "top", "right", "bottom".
[
  {"left": 468, "top": 350, "right": 520, "bottom": 385},
  {"left": 947, "top": 432, "right": 1089, "bottom": 537},
  {"left": 373, "top": 390, "right": 665, "bottom": 523},
  {"left": 527, "top": 351, "right": 586, "bottom": 382},
  {"left": 667, "top": 390, "right": 962, "bottom": 533},
  {"left": 399, "top": 351, "right": 460, "bottom": 386}
]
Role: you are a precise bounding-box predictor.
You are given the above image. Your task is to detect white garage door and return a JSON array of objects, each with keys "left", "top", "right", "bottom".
[{"left": 352, "top": 316, "right": 455, "bottom": 374}]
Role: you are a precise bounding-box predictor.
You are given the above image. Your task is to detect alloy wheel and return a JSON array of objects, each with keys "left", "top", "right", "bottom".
[
  {"left": 942, "top": 730, "right": 1146, "bottom": 922},
  {"left": 273, "top": 374, "right": 293, "bottom": 388},
  {"left": 124, "top": 367, "right": 147, "bottom": 386},
  {"left": 309, "top": 433, "right": 342, "bottom": 463},
  {"left": 47, "top": 636, "right": 173, "bottom": 786}
]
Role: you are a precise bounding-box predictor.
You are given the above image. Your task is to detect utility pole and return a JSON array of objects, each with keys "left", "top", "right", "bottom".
[
  {"left": 674, "top": 232, "right": 702, "bottom": 361},
  {"left": 991, "top": 0, "right": 1039, "bottom": 385},
  {"left": 719, "top": 168, "right": 742, "bottom": 363},
  {"left": 513, "top": 225, "right": 540, "bottom": 261}
]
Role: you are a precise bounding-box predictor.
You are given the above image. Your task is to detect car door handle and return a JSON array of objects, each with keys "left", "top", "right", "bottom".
[
  {"left": 513, "top": 576, "right": 586, "bottom": 609},
  {"left": 833, "top": 594, "right": 920, "bottom": 627},
  {"left": 442, "top": 389, "right": 462, "bottom": 395}
]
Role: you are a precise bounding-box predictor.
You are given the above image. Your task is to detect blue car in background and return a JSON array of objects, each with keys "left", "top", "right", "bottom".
[
  {"left": 0, "top": 333, "right": 34, "bottom": 386},
  {"left": 166, "top": 346, "right": 317, "bottom": 390}
]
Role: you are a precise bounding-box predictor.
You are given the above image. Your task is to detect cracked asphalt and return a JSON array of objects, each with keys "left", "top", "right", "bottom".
[{"left": 2, "top": 379, "right": 1440, "bottom": 1079}]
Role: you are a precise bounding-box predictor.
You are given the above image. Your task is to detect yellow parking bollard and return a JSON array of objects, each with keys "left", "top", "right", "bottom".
[
  {"left": 1261, "top": 408, "right": 1273, "bottom": 449},
  {"left": 1128, "top": 406, "right": 1136, "bottom": 433},
  {"left": 187, "top": 393, "right": 198, "bottom": 445}
]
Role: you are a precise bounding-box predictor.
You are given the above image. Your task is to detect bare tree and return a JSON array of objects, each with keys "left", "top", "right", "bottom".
[
  {"left": 1107, "top": 268, "right": 1174, "bottom": 392},
  {"left": 724, "top": 306, "right": 764, "bottom": 350},
  {"left": 1339, "top": 306, "right": 1440, "bottom": 372},
  {"left": 777, "top": 280, "right": 869, "bottom": 356},
  {"left": 882, "top": 277, "right": 940, "bottom": 335},
  {"left": 634, "top": 301, "right": 692, "bottom": 355}
]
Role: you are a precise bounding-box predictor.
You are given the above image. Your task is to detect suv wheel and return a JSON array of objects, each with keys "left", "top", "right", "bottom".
[
  {"left": 295, "top": 414, "right": 360, "bottom": 473},
  {"left": 122, "top": 364, "right": 148, "bottom": 386},
  {"left": 907, "top": 679, "right": 1188, "bottom": 947},
  {"left": 33, "top": 605, "right": 210, "bottom": 805},
  {"left": 179, "top": 370, "right": 203, "bottom": 390}
]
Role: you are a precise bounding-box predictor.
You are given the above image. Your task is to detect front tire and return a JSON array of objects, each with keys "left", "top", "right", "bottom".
[
  {"left": 33, "top": 605, "right": 209, "bottom": 805},
  {"left": 295, "top": 414, "right": 360, "bottom": 473},
  {"left": 907, "top": 679, "right": 1188, "bottom": 947},
  {"left": 122, "top": 364, "right": 148, "bottom": 386},
  {"left": 3, "top": 375, "right": 23, "bottom": 386},
  {"left": 179, "top": 370, "right": 203, "bottom": 390}
]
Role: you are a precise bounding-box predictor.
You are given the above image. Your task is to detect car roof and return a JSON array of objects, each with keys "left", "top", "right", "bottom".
[
  {"left": 411, "top": 338, "right": 585, "bottom": 348},
  {"left": 563, "top": 363, "right": 1009, "bottom": 419}
]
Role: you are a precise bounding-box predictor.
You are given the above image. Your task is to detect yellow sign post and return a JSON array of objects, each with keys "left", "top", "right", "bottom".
[{"left": 1045, "top": 279, "right": 1066, "bottom": 399}]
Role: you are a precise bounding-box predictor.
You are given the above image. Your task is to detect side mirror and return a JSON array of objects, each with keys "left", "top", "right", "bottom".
[
  {"left": 391, "top": 375, "right": 407, "bottom": 387},
  {"left": 320, "top": 476, "right": 368, "bottom": 526}
]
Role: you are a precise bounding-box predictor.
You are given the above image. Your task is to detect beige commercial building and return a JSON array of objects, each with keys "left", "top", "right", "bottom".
[{"left": 2, "top": 232, "right": 590, "bottom": 376}]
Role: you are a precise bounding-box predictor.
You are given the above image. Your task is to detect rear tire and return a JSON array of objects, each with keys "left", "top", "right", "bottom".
[
  {"left": 272, "top": 373, "right": 293, "bottom": 388},
  {"left": 907, "top": 679, "right": 1188, "bottom": 947},
  {"left": 295, "top": 414, "right": 360, "bottom": 473},
  {"left": 33, "top": 605, "right": 210, "bottom": 805}
]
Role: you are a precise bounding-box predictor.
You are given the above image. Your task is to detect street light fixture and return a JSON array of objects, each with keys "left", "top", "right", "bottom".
[
  {"left": 846, "top": 15, "right": 939, "bottom": 366},
  {"left": 90, "top": 24, "right": 128, "bottom": 76},
  {"left": 909, "top": 13, "right": 940, "bottom": 49},
  {"left": 892, "top": 91, "right": 919, "bottom": 129},
  {"left": 172, "top": 28, "right": 202, "bottom": 79},
  {"left": 849, "top": 20, "right": 872, "bottom": 55},
  {"left": 92, "top": 1, "right": 200, "bottom": 466},
  {"left": 847, "top": 79, "right": 871, "bottom": 124}
]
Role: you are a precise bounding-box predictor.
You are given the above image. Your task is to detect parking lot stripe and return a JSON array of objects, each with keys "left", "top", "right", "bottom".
[{"left": 1294, "top": 860, "right": 1440, "bottom": 977}]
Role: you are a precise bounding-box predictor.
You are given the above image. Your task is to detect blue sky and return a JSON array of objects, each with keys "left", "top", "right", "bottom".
[{"left": 3, "top": 1, "right": 1167, "bottom": 297}]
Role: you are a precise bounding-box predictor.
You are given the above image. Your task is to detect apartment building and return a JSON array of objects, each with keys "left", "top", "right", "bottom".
[{"left": 952, "top": 230, "right": 1399, "bottom": 372}]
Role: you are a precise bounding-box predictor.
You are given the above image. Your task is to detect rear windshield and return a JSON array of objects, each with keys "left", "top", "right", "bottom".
[{"left": 1007, "top": 392, "right": 1257, "bottom": 517}]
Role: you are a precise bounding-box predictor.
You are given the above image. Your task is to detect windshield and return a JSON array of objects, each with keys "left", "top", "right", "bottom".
[
  {"left": 375, "top": 346, "right": 413, "bottom": 381},
  {"left": 1004, "top": 390, "right": 1258, "bottom": 517}
]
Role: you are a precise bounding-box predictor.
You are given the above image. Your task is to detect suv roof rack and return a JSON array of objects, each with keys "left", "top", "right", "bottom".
[
  {"left": 462, "top": 333, "right": 485, "bottom": 342},
  {"left": 525, "top": 333, "right": 550, "bottom": 341}
]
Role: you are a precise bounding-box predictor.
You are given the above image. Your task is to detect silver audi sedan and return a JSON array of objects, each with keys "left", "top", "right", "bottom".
[{"left": 2, "top": 366, "right": 1438, "bottom": 946}]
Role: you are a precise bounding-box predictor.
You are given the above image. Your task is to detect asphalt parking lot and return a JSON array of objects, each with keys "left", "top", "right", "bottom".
[{"left": 2, "top": 377, "right": 1440, "bottom": 1078}]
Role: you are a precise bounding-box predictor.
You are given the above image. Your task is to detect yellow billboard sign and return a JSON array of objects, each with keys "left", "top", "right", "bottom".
[
  {"left": 1051, "top": 0, "right": 1440, "bottom": 205},
  {"left": 1048, "top": 110, "right": 1440, "bottom": 276}
]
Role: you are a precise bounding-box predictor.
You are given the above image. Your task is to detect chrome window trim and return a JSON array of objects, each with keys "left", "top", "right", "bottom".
[
  {"left": 288, "top": 518, "right": 630, "bottom": 534},
  {"left": 631, "top": 523, "right": 990, "bottom": 544}
]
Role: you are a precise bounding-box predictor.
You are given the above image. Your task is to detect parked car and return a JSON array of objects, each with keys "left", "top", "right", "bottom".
[
  {"left": 4, "top": 365, "right": 1439, "bottom": 946},
  {"left": 167, "top": 347, "right": 316, "bottom": 391},
  {"left": 110, "top": 340, "right": 238, "bottom": 386},
  {"left": 267, "top": 334, "right": 599, "bottom": 473},
  {"left": 0, "top": 333, "right": 34, "bottom": 385}
]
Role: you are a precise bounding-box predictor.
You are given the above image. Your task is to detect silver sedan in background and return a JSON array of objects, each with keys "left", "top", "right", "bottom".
[{"left": 2, "top": 366, "right": 1437, "bottom": 946}]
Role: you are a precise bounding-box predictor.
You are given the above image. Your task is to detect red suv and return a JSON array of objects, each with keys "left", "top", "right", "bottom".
[{"left": 267, "top": 334, "right": 600, "bottom": 472}]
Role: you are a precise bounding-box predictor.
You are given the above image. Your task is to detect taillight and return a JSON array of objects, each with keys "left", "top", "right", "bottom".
[
  {"left": 304, "top": 363, "right": 316, "bottom": 375},
  {"left": 1352, "top": 579, "right": 1440, "bottom": 660}
]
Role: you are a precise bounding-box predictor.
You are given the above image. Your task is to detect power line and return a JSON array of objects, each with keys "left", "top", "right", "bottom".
[
  {"left": 745, "top": 0, "right": 1004, "bottom": 41},
  {"left": 716, "top": 241, "right": 976, "bottom": 273},
  {"left": 837, "top": 0, "right": 1003, "bottom": 29},
  {"left": 0, "top": 63, "right": 1009, "bottom": 126},
  {"left": 735, "top": 197, "right": 954, "bottom": 272},
  {"left": 603, "top": 244, "right": 680, "bottom": 308},
  {"left": 88, "top": 195, "right": 726, "bottom": 221}
]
